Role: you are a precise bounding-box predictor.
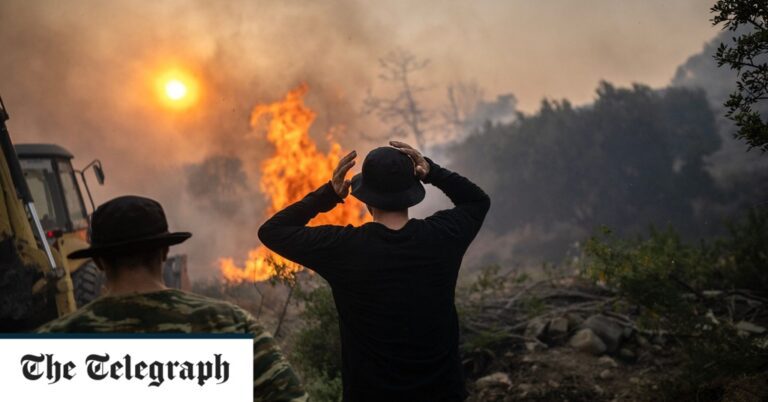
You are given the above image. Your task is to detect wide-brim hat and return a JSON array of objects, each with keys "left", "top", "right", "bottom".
[
  {"left": 351, "top": 147, "right": 425, "bottom": 211},
  {"left": 68, "top": 195, "right": 191, "bottom": 259}
]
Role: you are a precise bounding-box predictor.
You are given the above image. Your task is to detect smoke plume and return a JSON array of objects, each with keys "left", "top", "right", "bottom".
[
  {"left": 0, "top": 0, "right": 387, "bottom": 277},
  {"left": 0, "top": 0, "right": 723, "bottom": 277}
]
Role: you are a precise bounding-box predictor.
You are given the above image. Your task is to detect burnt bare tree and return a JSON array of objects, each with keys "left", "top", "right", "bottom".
[
  {"left": 443, "top": 81, "right": 485, "bottom": 138},
  {"left": 363, "top": 50, "right": 433, "bottom": 150},
  {"left": 364, "top": 52, "right": 510, "bottom": 146}
]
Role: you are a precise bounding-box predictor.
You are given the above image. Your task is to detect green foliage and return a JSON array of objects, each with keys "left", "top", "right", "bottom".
[
  {"left": 716, "top": 207, "right": 768, "bottom": 289},
  {"left": 584, "top": 227, "right": 712, "bottom": 322},
  {"left": 457, "top": 265, "right": 511, "bottom": 353},
  {"left": 290, "top": 284, "right": 343, "bottom": 402},
  {"left": 466, "top": 264, "right": 507, "bottom": 298},
  {"left": 711, "top": 0, "right": 768, "bottom": 152},
  {"left": 583, "top": 208, "right": 768, "bottom": 390},
  {"left": 460, "top": 328, "right": 508, "bottom": 354},
  {"left": 519, "top": 296, "right": 547, "bottom": 319},
  {"left": 681, "top": 329, "right": 765, "bottom": 388},
  {"left": 456, "top": 264, "right": 528, "bottom": 354},
  {"left": 458, "top": 264, "right": 527, "bottom": 306},
  {"left": 301, "top": 372, "right": 343, "bottom": 402},
  {"left": 267, "top": 256, "right": 298, "bottom": 286},
  {"left": 585, "top": 208, "right": 768, "bottom": 302}
]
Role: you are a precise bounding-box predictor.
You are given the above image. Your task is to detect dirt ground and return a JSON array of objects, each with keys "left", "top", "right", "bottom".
[{"left": 465, "top": 343, "right": 682, "bottom": 402}]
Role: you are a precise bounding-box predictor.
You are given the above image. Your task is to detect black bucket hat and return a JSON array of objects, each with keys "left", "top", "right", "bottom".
[
  {"left": 350, "top": 147, "right": 425, "bottom": 211},
  {"left": 68, "top": 195, "right": 191, "bottom": 259}
]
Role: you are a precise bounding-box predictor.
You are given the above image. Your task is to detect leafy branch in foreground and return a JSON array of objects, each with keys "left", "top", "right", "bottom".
[{"left": 711, "top": 0, "right": 768, "bottom": 152}]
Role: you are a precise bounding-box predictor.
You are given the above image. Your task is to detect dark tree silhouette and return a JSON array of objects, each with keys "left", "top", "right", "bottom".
[{"left": 449, "top": 82, "right": 723, "bottom": 254}]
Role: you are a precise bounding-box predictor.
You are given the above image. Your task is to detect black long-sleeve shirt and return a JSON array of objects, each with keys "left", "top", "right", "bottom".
[{"left": 258, "top": 159, "right": 490, "bottom": 402}]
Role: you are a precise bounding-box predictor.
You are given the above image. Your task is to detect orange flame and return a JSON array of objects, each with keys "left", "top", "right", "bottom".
[{"left": 219, "top": 84, "right": 369, "bottom": 283}]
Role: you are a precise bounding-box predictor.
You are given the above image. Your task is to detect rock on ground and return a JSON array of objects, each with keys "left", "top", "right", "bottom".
[
  {"left": 547, "top": 317, "right": 569, "bottom": 339},
  {"left": 475, "top": 372, "right": 512, "bottom": 389},
  {"left": 525, "top": 318, "right": 548, "bottom": 340},
  {"left": 735, "top": 321, "right": 766, "bottom": 336},
  {"left": 569, "top": 328, "right": 607, "bottom": 355},
  {"left": 581, "top": 314, "right": 626, "bottom": 353}
]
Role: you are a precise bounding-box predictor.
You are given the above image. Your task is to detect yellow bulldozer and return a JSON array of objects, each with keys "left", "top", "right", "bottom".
[
  {"left": 0, "top": 97, "right": 76, "bottom": 331},
  {"left": 15, "top": 143, "right": 106, "bottom": 307},
  {"left": 0, "top": 97, "right": 189, "bottom": 332}
]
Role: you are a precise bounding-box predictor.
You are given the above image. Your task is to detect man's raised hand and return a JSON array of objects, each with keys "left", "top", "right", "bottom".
[
  {"left": 390, "top": 140, "right": 430, "bottom": 181},
  {"left": 332, "top": 150, "right": 357, "bottom": 198}
]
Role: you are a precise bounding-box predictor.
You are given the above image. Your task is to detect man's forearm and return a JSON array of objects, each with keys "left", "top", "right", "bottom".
[
  {"left": 423, "top": 158, "right": 490, "bottom": 219},
  {"left": 258, "top": 181, "right": 342, "bottom": 247}
]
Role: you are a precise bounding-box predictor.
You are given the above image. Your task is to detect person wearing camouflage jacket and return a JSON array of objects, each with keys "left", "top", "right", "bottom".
[{"left": 36, "top": 195, "right": 307, "bottom": 402}]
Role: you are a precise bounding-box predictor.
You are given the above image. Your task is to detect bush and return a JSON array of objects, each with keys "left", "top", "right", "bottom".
[
  {"left": 302, "top": 372, "right": 343, "bottom": 402},
  {"left": 290, "top": 284, "right": 343, "bottom": 402},
  {"left": 585, "top": 207, "right": 768, "bottom": 301},
  {"left": 716, "top": 207, "right": 768, "bottom": 290},
  {"left": 584, "top": 227, "right": 717, "bottom": 330},
  {"left": 583, "top": 207, "right": 768, "bottom": 395}
]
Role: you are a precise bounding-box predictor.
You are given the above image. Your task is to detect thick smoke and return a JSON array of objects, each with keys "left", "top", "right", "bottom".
[
  {"left": 0, "top": 0, "right": 727, "bottom": 278},
  {"left": 0, "top": 0, "right": 385, "bottom": 278},
  {"left": 185, "top": 155, "right": 253, "bottom": 218},
  {"left": 670, "top": 27, "right": 768, "bottom": 180}
]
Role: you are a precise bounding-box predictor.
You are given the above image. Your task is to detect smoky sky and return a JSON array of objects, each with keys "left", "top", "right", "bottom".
[
  {"left": 0, "top": 0, "right": 721, "bottom": 278},
  {"left": 671, "top": 27, "right": 768, "bottom": 180}
]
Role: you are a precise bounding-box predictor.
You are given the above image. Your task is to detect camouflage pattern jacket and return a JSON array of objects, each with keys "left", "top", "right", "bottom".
[{"left": 36, "top": 289, "right": 308, "bottom": 402}]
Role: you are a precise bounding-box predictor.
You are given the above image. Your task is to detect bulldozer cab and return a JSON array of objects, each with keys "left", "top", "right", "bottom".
[
  {"left": 1, "top": 98, "right": 187, "bottom": 332},
  {"left": 16, "top": 143, "right": 190, "bottom": 306},
  {"left": 15, "top": 144, "right": 106, "bottom": 307},
  {"left": 15, "top": 144, "right": 93, "bottom": 239}
]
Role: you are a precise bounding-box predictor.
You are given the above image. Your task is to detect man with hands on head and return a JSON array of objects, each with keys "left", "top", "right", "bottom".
[{"left": 258, "top": 141, "right": 490, "bottom": 402}]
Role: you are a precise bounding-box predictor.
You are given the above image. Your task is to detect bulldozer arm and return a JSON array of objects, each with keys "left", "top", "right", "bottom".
[{"left": 0, "top": 100, "right": 76, "bottom": 330}]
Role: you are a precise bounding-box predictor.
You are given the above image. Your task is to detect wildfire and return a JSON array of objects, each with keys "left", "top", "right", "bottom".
[{"left": 219, "top": 84, "right": 369, "bottom": 283}]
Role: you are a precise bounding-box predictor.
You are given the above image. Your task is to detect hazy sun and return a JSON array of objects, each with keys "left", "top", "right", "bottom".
[
  {"left": 155, "top": 68, "right": 199, "bottom": 110},
  {"left": 165, "top": 79, "right": 188, "bottom": 100}
]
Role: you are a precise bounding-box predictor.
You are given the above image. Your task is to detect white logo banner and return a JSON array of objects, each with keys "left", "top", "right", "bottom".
[{"left": 0, "top": 335, "right": 252, "bottom": 402}]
